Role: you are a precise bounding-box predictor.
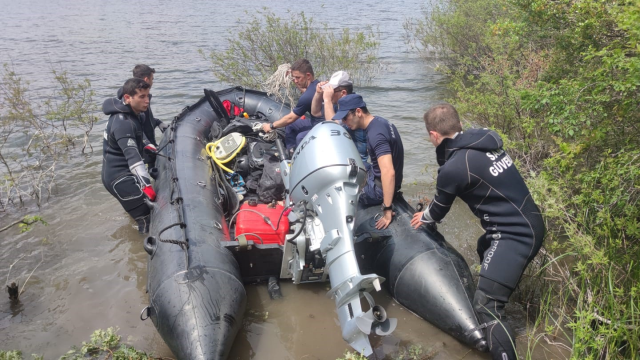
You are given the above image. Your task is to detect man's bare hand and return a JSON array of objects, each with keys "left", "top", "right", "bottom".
[
  {"left": 410, "top": 211, "right": 437, "bottom": 232},
  {"left": 410, "top": 212, "right": 424, "bottom": 229},
  {"left": 322, "top": 85, "right": 334, "bottom": 101},
  {"left": 316, "top": 81, "right": 329, "bottom": 95},
  {"left": 376, "top": 210, "right": 394, "bottom": 229},
  {"left": 262, "top": 123, "right": 272, "bottom": 133}
]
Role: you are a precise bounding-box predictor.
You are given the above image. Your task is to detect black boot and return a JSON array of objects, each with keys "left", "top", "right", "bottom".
[
  {"left": 136, "top": 215, "right": 150, "bottom": 234},
  {"left": 474, "top": 278, "right": 517, "bottom": 359}
]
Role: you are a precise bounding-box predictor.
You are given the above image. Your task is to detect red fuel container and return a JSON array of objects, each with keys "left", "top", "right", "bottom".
[{"left": 234, "top": 203, "right": 289, "bottom": 246}]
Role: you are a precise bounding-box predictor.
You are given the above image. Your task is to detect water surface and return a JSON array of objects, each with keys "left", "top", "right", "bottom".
[{"left": 0, "top": 1, "right": 533, "bottom": 358}]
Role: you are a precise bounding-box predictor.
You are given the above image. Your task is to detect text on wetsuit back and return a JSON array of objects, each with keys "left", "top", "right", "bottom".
[{"left": 486, "top": 149, "right": 513, "bottom": 176}]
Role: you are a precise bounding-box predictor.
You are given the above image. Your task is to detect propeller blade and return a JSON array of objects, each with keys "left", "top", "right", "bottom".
[
  {"left": 374, "top": 318, "right": 398, "bottom": 336},
  {"left": 355, "top": 311, "right": 374, "bottom": 335}
]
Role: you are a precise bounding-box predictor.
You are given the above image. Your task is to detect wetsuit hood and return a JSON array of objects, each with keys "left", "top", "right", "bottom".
[
  {"left": 103, "top": 97, "right": 135, "bottom": 116},
  {"left": 436, "top": 128, "right": 503, "bottom": 166}
]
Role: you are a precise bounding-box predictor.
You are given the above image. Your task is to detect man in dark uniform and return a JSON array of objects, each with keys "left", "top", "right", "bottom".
[
  {"left": 261, "top": 59, "right": 324, "bottom": 152},
  {"left": 410, "top": 103, "right": 545, "bottom": 360},
  {"left": 102, "top": 78, "right": 157, "bottom": 233},
  {"left": 116, "top": 64, "right": 168, "bottom": 167},
  {"left": 333, "top": 94, "right": 404, "bottom": 230}
]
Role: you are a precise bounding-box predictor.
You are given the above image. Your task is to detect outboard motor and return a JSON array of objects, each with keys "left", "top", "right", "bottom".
[{"left": 278, "top": 122, "right": 396, "bottom": 356}]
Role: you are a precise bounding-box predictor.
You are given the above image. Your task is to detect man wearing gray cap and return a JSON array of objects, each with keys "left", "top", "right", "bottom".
[
  {"left": 333, "top": 94, "right": 404, "bottom": 230},
  {"left": 311, "top": 71, "right": 368, "bottom": 164}
]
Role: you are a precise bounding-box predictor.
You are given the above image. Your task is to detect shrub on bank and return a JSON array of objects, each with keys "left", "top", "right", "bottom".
[
  {"left": 407, "top": 0, "right": 640, "bottom": 358},
  {"left": 200, "top": 9, "right": 382, "bottom": 97},
  {"left": 1, "top": 328, "right": 154, "bottom": 360},
  {"left": 1, "top": 328, "right": 431, "bottom": 360}
]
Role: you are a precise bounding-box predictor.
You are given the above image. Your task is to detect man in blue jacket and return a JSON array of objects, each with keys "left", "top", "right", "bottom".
[
  {"left": 410, "top": 103, "right": 545, "bottom": 360},
  {"left": 261, "top": 59, "right": 324, "bottom": 152}
]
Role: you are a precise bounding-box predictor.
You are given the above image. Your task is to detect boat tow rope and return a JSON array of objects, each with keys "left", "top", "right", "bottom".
[
  {"left": 155, "top": 115, "right": 191, "bottom": 256},
  {"left": 158, "top": 222, "right": 189, "bottom": 250},
  {"left": 464, "top": 319, "right": 499, "bottom": 336}
]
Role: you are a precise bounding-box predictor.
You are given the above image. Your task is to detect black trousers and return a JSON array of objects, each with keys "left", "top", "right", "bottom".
[
  {"left": 103, "top": 172, "right": 149, "bottom": 220},
  {"left": 474, "top": 215, "right": 544, "bottom": 359}
]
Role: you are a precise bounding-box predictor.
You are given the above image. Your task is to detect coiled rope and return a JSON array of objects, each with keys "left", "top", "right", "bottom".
[{"left": 261, "top": 63, "right": 296, "bottom": 106}]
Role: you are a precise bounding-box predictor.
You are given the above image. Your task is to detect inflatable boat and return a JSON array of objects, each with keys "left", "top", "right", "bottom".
[{"left": 140, "top": 87, "right": 486, "bottom": 359}]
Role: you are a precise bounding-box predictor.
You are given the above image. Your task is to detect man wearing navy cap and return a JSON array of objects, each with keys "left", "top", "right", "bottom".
[{"left": 333, "top": 94, "right": 404, "bottom": 229}]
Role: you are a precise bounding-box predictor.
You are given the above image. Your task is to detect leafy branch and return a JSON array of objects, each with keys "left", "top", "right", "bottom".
[
  {"left": 200, "top": 9, "right": 382, "bottom": 97},
  {"left": 0, "top": 64, "right": 98, "bottom": 210}
]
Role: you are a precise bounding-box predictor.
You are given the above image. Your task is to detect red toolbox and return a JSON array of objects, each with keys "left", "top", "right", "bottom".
[{"left": 234, "top": 203, "right": 289, "bottom": 246}]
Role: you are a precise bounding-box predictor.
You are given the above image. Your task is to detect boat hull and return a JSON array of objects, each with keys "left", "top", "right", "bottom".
[
  {"left": 147, "top": 95, "right": 246, "bottom": 360},
  {"left": 354, "top": 195, "right": 487, "bottom": 351},
  {"left": 145, "top": 87, "right": 486, "bottom": 358}
]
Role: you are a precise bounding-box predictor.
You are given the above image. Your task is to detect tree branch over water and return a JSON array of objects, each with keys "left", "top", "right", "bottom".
[
  {"left": 0, "top": 215, "right": 47, "bottom": 233},
  {"left": 0, "top": 64, "right": 98, "bottom": 210}
]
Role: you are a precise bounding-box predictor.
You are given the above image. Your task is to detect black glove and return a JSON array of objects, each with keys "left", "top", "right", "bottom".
[
  {"left": 157, "top": 121, "right": 169, "bottom": 133},
  {"left": 143, "top": 144, "right": 157, "bottom": 164},
  {"left": 425, "top": 221, "right": 437, "bottom": 233}
]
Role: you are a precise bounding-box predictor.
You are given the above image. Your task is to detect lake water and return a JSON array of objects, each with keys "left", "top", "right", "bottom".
[{"left": 0, "top": 0, "right": 536, "bottom": 359}]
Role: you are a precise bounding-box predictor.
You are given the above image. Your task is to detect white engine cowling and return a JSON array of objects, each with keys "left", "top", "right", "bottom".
[
  {"left": 285, "top": 122, "right": 394, "bottom": 356},
  {"left": 289, "top": 121, "right": 367, "bottom": 200}
]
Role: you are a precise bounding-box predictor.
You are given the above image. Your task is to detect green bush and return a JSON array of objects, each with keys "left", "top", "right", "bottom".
[
  {"left": 1, "top": 328, "right": 156, "bottom": 360},
  {"left": 0, "top": 351, "right": 41, "bottom": 360},
  {"left": 200, "top": 9, "right": 382, "bottom": 91},
  {"left": 0, "top": 65, "right": 98, "bottom": 209},
  {"left": 60, "top": 327, "right": 153, "bottom": 360},
  {"left": 408, "top": 0, "right": 640, "bottom": 358}
]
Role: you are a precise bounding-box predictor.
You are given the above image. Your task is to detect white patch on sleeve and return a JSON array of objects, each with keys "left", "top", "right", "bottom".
[{"left": 127, "top": 138, "right": 136, "bottom": 147}]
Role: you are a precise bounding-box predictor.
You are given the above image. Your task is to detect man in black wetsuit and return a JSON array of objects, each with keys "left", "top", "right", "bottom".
[
  {"left": 116, "top": 64, "right": 168, "bottom": 167},
  {"left": 102, "top": 78, "right": 157, "bottom": 234},
  {"left": 333, "top": 94, "right": 404, "bottom": 230},
  {"left": 261, "top": 59, "right": 324, "bottom": 152},
  {"left": 410, "top": 103, "right": 545, "bottom": 360}
]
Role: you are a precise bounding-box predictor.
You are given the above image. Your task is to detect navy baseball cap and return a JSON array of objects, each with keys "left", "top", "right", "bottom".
[{"left": 333, "top": 94, "right": 367, "bottom": 120}]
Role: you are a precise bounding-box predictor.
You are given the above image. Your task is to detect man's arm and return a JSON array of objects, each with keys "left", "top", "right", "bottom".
[
  {"left": 311, "top": 82, "right": 327, "bottom": 118},
  {"left": 376, "top": 154, "right": 395, "bottom": 229},
  {"left": 113, "top": 120, "right": 155, "bottom": 200},
  {"left": 410, "top": 173, "right": 458, "bottom": 229},
  {"left": 154, "top": 118, "right": 169, "bottom": 132},
  {"left": 261, "top": 111, "right": 300, "bottom": 133},
  {"left": 322, "top": 86, "right": 337, "bottom": 121},
  {"left": 427, "top": 188, "right": 456, "bottom": 222}
]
